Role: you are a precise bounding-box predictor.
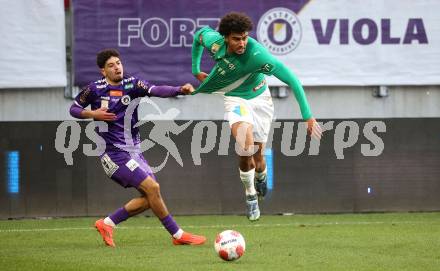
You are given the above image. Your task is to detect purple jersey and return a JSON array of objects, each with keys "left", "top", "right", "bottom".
[{"left": 73, "top": 75, "right": 181, "bottom": 152}]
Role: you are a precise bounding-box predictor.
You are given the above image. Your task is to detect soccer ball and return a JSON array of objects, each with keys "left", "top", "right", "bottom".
[{"left": 214, "top": 230, "right": 246, "bottom": 261}]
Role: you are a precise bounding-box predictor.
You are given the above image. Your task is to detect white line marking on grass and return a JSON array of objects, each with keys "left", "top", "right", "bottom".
[
  {"left": 0, "top": 220, "right": 437, "bottom": 233},
  {"left": 0, "top": 227, "right": 91, "bottom": 233}
]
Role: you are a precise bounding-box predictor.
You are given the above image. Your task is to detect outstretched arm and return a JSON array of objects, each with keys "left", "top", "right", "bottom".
[
  {"left": 272, "top": 63, "right": 312, "bottom": 120},
  {"left": 135, "top": 79, "right": 194, "bottom": 98},
  {"left": 272, "top": 61, "right": 322, "bottom": 139},
  {"left": 148, "top": 85, "right": 182, "bottom": 97},
  {"left": 148, "top": 84, "right": 195, "bottom": 97}
]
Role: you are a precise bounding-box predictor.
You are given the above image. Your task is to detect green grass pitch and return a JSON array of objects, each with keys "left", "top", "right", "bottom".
[{"left": 1, "top": 213, "right": 439, "bottom": 270}]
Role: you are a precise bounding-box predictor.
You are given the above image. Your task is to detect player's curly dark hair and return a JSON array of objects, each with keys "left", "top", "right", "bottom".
[
  {"left": 218, "top": 12, "right": 253, "bottom": 36},
  {"left": 96, "top": 49, "right": 120, "bottom": 68}
]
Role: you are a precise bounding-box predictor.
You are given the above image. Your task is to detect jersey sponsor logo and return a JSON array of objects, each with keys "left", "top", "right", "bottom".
[
  {"left": 123, "top": 76, "right": 135, "bottom": 83},
  {"left": 121, "top": 95, "right": 131, "bottom": 105},
  {"left": 257, "top": 8, "right": 302, "bottom": 55},
  {"left": 125, "top": 159, "right": 140, "bottom": 171},
  {"left": 100, "top": 154, "right": 119, "bottom": 177},
  {"left": 217, "top": 66, "right": 226, "bottom": 76},
  {"left": 222, "top": 58, "right": 236, "bottom": 70},
  {"left": 95, "top": 78, "right": 106, "bottom": 84},
  {"left": 100, "top": 96, "right": 110, "bottom": 108},
  {"left": 101, "top": 99, "right": 109, "bottom": 109},
  {"left": 211, "top": 43, "right": 220, "bottom": 54},
  {"left": 124, "top": 83, "right": 134, "bottom": 90},
  {"left": 110, "top": 90, "right": 123, "bottom": 96},
  {"left": 253, "top": 79, "right": 267, "bottom": 92},
  {"left": 260, "top": 63, "right": 274, "bottom": 73}
]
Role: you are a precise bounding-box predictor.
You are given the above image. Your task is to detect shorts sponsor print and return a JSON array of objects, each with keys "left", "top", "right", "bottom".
[
  {"left": 100, "top": 151, "right": 155, "bottom": 188},
  {"left": 224, "top": 88, "right": 274, "bottom": 143}
]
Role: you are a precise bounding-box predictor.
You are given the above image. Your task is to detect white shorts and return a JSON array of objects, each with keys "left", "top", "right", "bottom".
[{"left": 224, "top": 88, "right": 274, "bottom": 143}]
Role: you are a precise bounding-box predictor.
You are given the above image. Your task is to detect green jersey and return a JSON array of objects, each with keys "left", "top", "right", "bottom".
[{"left": 191, "top": 26, "right": 312, "bottom": 120}]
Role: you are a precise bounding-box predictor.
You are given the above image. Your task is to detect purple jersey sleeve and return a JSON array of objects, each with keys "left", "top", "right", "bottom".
[
  {"left": 74, "top": 84, "right": 95, "bottom": 108},
  {"left": 149, "top": 85, "right": 182, "bottom": 97},
  {"left": 134, "top": 79, "right": 155, "bottom": 97},
  {"left": 69, "top": 103, "right": 84, "bottom": 119},
  {"left": 134, "top": 78, "right": 182, "bottom": 98},
  {"left": 70, "top": 84, "right": 97, "bottom": 119}
]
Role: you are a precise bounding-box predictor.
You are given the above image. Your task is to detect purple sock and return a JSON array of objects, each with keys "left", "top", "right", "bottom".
[
  {"left": 109, "top": 207, "right": 130, "bottom": 225},
  {"left": 160, "top": 214, "right": 180, "bottom": 236}
]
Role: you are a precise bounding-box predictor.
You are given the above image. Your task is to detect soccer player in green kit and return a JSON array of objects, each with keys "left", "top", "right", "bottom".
[{"left": 191, "top": 12, "right": 322, "bottom": 221}]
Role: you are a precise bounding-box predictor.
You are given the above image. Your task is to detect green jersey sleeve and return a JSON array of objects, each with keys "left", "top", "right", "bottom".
[
  {"left": 251, "top": 44, "right": 312, "bottom": 120},
  {"left": 191, "top": 27, "right": 223, "bottom": 75},
  {"left": 272, "top": 63, "right": 312, "bottom": 120}
]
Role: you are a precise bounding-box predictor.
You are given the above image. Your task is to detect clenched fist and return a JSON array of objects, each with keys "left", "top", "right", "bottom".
[{"left": 180, "top": 83, "right": 195, "bottom": 95}]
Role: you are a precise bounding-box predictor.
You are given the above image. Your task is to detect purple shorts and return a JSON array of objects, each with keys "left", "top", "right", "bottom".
[{"left": 99, "top": 151, "right": 156, "bottom": 188}]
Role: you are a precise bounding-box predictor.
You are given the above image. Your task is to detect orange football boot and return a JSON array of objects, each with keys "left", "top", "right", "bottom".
[
  {"left": 172, "top": 232, "right": 206, "bottom": 245},
  {"left": 95, "top": 219, "right": 115, "bottom": 248}
]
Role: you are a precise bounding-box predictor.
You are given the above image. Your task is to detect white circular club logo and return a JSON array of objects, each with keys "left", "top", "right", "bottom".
[
  {"left": 257, "top": 8, "right": 302, "bottom": 55},
  {"left": 121, "top": 95, "right": 131, "bottom": 105}
]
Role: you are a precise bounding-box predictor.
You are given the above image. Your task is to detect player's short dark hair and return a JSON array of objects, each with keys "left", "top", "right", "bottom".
[
  {"left": 96, "top": 49, "right": 120, "bottom": 68},
  {"left": 218, "top": 12, "right": 253, "bottom": 36}
]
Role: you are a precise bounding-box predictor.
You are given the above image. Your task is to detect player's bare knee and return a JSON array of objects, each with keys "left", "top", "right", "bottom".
[
  {"left": 139, "top": 178, "right": 160, "bottom": 196},
  {"left": 147, "top": 181, "right": 161, "bottom": 195}
]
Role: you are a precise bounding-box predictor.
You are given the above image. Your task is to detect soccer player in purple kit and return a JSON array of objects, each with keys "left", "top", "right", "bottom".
[{"left": 69, "top": 49, "right": 206, "bottom": 247}]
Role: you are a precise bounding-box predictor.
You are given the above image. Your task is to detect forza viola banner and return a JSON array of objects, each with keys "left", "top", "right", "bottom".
[{"left": 72, "top": 0, "right": 440, "bottom": 87}]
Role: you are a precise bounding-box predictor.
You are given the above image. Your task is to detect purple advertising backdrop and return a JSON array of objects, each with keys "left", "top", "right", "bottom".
[{"left": 72, "top": 0, "right": 309, "bottom": 87}]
